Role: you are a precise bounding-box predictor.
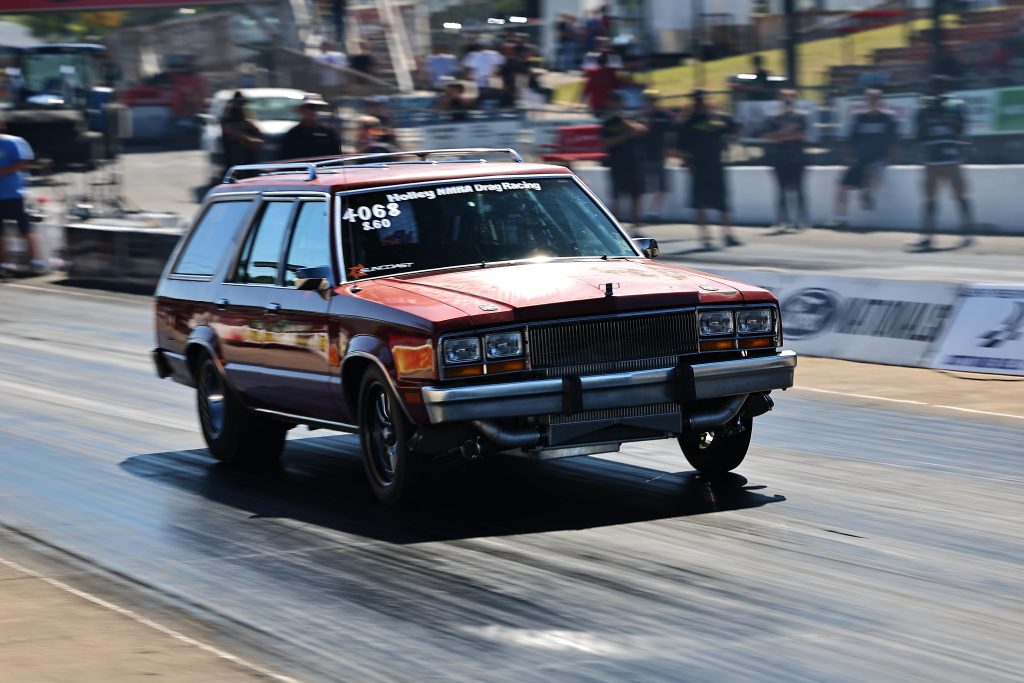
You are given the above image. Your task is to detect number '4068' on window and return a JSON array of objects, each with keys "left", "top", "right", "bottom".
[{"left": 342, "top": 203, "right": 402, "bottom": 231}]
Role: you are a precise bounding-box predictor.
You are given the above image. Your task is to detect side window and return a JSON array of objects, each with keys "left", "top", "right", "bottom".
[
  {"left": 283, "top": 202, "right": 330, "bottom": 287},
  {"left": 234, "top": 201, "right": 294, "bottom": 284},
  {"left": 173, "top": 200, "right": 253, "bottom": 276}
]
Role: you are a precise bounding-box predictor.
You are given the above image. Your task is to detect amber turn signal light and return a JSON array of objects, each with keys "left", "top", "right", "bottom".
[
  {"left": 445, "top": 364, "right": 484, "bottom": 378},
  {"left": 486, "top": 359, "right": 527, "bottom": 374},
  {"left": 739, "top": 337, "right": 776, "bottom": 349},
  {"left": 700, "top": 339, "right": 737, "bottom": 352}
]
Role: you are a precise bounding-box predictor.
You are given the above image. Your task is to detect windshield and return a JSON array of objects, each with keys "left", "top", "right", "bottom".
[
  {"left": 340, "top": 177, "right": 636, "bottom": 280},
  {"left": 21, "top": 53, "right": 99, "bottom": 94}
]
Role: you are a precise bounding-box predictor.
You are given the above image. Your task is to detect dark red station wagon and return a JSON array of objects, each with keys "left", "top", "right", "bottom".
[{"left": 153, "top": 149, "right": 796, "bottom": 505}]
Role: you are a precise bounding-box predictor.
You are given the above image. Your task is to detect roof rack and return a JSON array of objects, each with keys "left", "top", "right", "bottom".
[
  {"left": 223, "top": 162, "right": 318, "bottom": 184},
  {"left": 316, "top": 148, "right": 525, "bottom": 168},
  {"left": 222, "top": 148, "right": 523, "bottom": 183}
]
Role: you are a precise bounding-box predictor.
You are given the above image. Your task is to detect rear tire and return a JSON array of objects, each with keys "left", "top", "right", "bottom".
[
  {"left": 195, "top": 354, "right": 287, "bottom": 466},
  {"left": 678, "top": 417, "right": 752, "bottom": 476},
  {"left": 358, "top": 367, "right": 427, "bottom": 506}
]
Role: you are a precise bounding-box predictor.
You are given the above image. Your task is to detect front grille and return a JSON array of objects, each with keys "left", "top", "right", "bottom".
[
  {"left": 540, "top": 355, "right": 680, "bottom": 378},
  {"left": 529, "top": 310, "right": 698, "bottom": 369},
  {"left": 546, "top": 401, "right": 679, "bottom": 425}
]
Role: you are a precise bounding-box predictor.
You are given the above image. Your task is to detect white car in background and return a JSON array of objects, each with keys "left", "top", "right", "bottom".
[{"left": 200, "top": 87, "right": 306, "bottom": 182}]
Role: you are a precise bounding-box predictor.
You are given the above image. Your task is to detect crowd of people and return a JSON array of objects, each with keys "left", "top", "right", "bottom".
[{"left": 598, "top": 77, "right": 974, "bottom": 252}]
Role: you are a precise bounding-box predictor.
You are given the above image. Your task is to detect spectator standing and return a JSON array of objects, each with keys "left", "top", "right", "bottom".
[
  {"left": 435, "top": 80, "right": 472, "bottom": 122},
  {"left": 220, "top": 91, "right": 264, "bottom": 176},
  {"left": 910, "top": 87, "right": 973, "bottom": 250},
  {"left": 462, "top": 42, "right": 505, "bottom": 100},
  {"left": 498, "top": 42, "right": 528, "bottom": 109},
  {"left": 365, "top": 96, "right": 396, "bottom": 131},
  {"left": 349, "top": 42, "right": 376, "bottom": 87},
  {"left": 278, "top": 95, "right": 340, "bottom": 160},
  {"left": 600, "top": 91, "right": 647, "bottom": 229},
  {"left": 0, "top": 113, "right": 44, "bottom": 274},
  {"left": 315, "top": 41, "right": 348, "bottom": 101},
  {"left": 580, "top": 52, "right": 621, "bottom": 117},
  {"left": 425, "top": 45, "right": 458, "bottom": 90},
  {"left": 738, "top": 54, "right": 775, "bottom": 101},
  {"left": 581, "top": 36, "right": 623, "bottom": 72},
  {"left": 675, "top": 90, "right": 741, "bottom": 249},
  {"left": 832, "top": 89, "right": 898, "bottom": 228},
  {"left": 555, "top": 14, "right": 578, "bottom": 72},
  {"left": 639, "top": 90, "right": 675, "bottom": 222},
  {"left": 764, "top": 89, "right": 811, "bottom": 231}
]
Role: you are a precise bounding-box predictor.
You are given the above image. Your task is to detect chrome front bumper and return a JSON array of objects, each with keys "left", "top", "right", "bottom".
[{"left": 421, "top": 350, "right": 797, "bottom": 424}]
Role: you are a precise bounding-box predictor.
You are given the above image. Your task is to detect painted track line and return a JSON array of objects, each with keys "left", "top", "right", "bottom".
[
  {"left": 0, "top": 554, "right": 301, "bottom": 683},
  {"left": 794, "top": 386, "right": 1024, "bottom": 420}
]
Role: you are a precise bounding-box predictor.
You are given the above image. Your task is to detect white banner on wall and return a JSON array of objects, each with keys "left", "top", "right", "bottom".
[
  {"left": 420, "top": 120, "right": 520, "bottom": 151},
  {"left": 929, "top": 285, "right": 1024, "bottom": 376},
  {"left": 715, "top": 270, "right": 960, "bottom": 368}
]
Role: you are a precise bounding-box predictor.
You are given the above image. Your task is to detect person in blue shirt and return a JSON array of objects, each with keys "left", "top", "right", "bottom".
[{"left": 0, "top": 113, "right": 42, "bottom": 274}]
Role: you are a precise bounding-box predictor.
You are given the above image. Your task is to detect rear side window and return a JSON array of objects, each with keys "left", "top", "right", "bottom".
[
  {"left": 173, "top": 201, "right": 253, "bottom": 276},
  {"left": 234, "top": 201, "right": 294, "bottom": 284},
  {"left": 283, "top": 202, "right": 330, "bottom": 287}
]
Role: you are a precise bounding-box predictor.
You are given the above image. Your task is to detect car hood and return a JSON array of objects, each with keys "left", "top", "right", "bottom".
[{"left": 376, "top": 259, "right": 775, "bottom": 328}]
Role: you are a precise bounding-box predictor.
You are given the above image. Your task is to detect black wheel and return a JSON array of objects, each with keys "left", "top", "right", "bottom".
[
  {"left": 358, "top": 367, "right": 426, "bottom": 506},
  {"left": 195, "top": 354, "right": 287, "bottom": 465},
  {"left": 678, "top": 417, "right": 753, "bottom": 477}
]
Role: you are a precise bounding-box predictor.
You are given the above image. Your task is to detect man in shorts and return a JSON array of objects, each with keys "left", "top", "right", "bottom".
[
  {"left": 764, "top": 89, "right": 810, "bottom": 231},
  {"left": 0, "top": 113, "right": 43, "bottom": 275},
  {"left": 910, "top": 86, "right": 973, "bottom": 250},
  {"left": 676, "top": 89, "right": 741, "bottom": 249},
  {"left": 600, "top": 91, "right": 647, "bottom": 228},
  {"left": 639, "top": 89, "right": 676, "bottom": 223},
  {"left": 831, "top": 89, "right": 898, "bottom": 228}
]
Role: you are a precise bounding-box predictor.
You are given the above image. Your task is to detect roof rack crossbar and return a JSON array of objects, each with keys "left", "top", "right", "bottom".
[
  {"left": 314, "top": 148, "right": 524, "bottom": 168},
  {"left": 223, "top": 162, "right": 318, "bottom": 184}
]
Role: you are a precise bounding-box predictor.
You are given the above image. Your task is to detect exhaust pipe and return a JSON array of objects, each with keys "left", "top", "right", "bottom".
[
  {"left": 459, "top": 439, "right": 482, "bottom": 461},
  {"left": 741, "top": 393, "right": 774, "bottom": 419},
  {"left": 471, "top": 420, "right": 543, "bottom": 449},
  {"left": 686, "top": 394, "right": 748, "bottom": 432}
]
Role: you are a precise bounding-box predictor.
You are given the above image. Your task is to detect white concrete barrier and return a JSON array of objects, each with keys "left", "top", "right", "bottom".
[{"left": 575, "top": 165, "right": 1024, "bottom": 235}]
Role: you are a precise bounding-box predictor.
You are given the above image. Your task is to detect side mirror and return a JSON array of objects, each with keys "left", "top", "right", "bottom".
[
  {"left": 632, "top": 237, "right": 660, "bottom": 259},
  {"left": 295, "top": 265, "right": 333, "bottom": 296}
]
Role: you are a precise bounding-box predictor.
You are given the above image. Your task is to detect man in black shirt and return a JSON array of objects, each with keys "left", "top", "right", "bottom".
[
  {"left": 600, "top": 91, "right": 647, "bottom": 229},
  {"left": 640, "top": 90, "right": 676, "bottom": 222},
  {"left": 675, "top": 90, "right": 741, "bottom": 249},
  {"left": 832, "top": 89, "right": 899, "bottom": 227},
  {"left": 911, "top": 87, "right": 973, "bottom": 250},
  {"left": 278, "top": 95, "right": 340, "bottom": 160},
  {"left": 764, "top": 89, "right": 810, "bottom": 230}
]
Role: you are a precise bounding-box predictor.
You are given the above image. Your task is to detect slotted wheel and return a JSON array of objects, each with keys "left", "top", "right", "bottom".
[
  {"left": 198, "top": 358, "right": 226, "bottom": 439},
  {"left": 366, "top": 385, "right": 398, "bottom": 487},
  {"left": 358, "top": 367, "right": 427, "bottom": 506}
]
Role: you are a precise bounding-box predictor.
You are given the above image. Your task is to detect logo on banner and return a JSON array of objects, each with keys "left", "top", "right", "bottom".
[
  {"left": 781, "top": 288, "right": 842, "bottom": 339},
  {"left": 978, "top": 301, "right": 1024, "bottom": 348}
]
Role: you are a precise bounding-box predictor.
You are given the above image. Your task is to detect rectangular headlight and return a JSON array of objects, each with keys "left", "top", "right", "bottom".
[
  {"left": 736, "top": 308, "right": 774, "bottom": 334},
  {"left": 484, "top": 331, "right": 523, "bottom": 359},
  {"left": 442, "top": 337, "right": 481, "bottom": 364},
  {"left": 699, "top": 310, "right": 734, "bottom": 336}
]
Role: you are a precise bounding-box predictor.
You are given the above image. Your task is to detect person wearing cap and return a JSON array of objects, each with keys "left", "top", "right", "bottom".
[
  {"left": 763, "top": 89, "right": 811, "bottom": 231},
  {"left": 220, "top": 91, "right": 264, "bottom": 177},
  {"left": 910, "top": 81, "right": 973, "bottom": 251},
  {"left": 0, "top": 112, "right": 44, "bottom": 274},
  {"left": 674, "top": 90, "right": 741, "bottom": 249},
  {"left": 831, "top": 88, "right": 898, "bottom": 228},
  {"left": 278, "top": 94, "right": 340, "bottom": 160}
]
